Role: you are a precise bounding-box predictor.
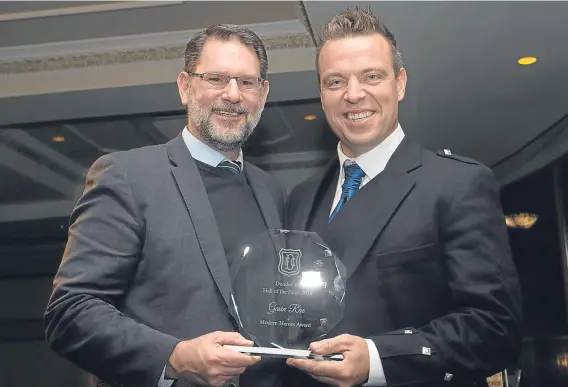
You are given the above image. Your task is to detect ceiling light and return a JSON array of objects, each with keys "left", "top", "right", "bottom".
[
  {"left": 304, "top": 115, "right": 317, "bottom": 121},
  {"left": 52, "top": 136, "right": 65, "bottom": 142},
  {"left": 517, "top": 56, "right": 537, "bottom": 65},
  {"left": 505, "top": 213, "right": 538, "bottom": 229}
]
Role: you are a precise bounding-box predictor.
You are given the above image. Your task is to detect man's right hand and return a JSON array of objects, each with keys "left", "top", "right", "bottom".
[{"left": 166, "top": 331, "right": 260, "bottom": 387}]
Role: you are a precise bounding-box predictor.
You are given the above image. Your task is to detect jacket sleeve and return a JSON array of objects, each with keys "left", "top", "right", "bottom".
[
  {"left": 371, "top": 165, "right": 522, "bottom": 386},
  {"left": 44, "top": 154, "right": 180, "bottom": 387}
]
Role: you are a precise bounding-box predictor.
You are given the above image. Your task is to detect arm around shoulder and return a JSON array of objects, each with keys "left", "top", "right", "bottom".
[
  {"left": 44, "top": 153, "right": 180, "bottom": 387},
  {"left": 370, "top": 165, "right": 522, "bottom": 386}
]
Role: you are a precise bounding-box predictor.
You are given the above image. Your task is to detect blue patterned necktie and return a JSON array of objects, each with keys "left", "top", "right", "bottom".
[
  {"left": 217, "top": 160, "right": 241, "bottom": 174},
  {"left": 329, "top": 161, "right": 365, "bottom": 222}
]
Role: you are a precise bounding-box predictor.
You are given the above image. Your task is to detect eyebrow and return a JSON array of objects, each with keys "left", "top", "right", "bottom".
[
  {"left": 198, "top": 70, "right": 260, "bottom": 78},
  {"left": 361, "top": 68, "right": 389, "bottom": 77},
  {"left": 322, "top": 67, "right": 390, "bottom": 81},
  {"left": 321, "top": 72, "right": 344, "bottom": 81}
]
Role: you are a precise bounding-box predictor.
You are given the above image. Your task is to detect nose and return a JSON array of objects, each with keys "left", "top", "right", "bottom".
[
  {"left": 222, "top": 79, "right": 243, "bottom": 104},
  {"left": 344, "top": 79, "right": 366, "bottom": 104}
]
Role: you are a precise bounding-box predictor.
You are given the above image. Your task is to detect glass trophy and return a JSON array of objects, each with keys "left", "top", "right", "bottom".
[{"left": 224, "top": 229, "right": 346, "bottom": 360}]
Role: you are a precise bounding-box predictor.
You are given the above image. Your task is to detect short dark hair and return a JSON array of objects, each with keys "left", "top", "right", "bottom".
[
  {"left": 184, "top": 24, "right": 268, "bottom": 79},
  {"left": 316, "top": 7, "right": 403, "bottom": 81}
]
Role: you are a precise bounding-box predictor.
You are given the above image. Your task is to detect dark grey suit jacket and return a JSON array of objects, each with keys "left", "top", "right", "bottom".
[
  {"left": 44, "top": 134, "right": 286, "bottom": 387},
  {"left": 285, "top": 138, "right": 522, "bottom": 387}
]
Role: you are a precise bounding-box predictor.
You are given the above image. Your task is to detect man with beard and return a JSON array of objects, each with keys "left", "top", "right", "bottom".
[{"left": 44, "top": 25, "right": 286, "bottom": 387}]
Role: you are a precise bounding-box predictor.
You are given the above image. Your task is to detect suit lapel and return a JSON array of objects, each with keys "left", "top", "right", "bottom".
[
  {"left": 294, "top": 157, "right": 340, "bottom": 231},
  {"left": 245, "top": 165, "right": 283, "bottom": 230},
  {"left": 166, "top": 134, "right": 231, "bottom": 307},
  {"left": 323, "top": 138, "right": 422, "bottom": 279}
]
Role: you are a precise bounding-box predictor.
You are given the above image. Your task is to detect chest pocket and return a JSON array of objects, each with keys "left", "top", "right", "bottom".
[{"left": 374, "top": 242, "right": 437, "bottom": 269}]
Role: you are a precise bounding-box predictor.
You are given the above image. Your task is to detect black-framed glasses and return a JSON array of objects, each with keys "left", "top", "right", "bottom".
[{"left": 188, "top": 72, "right": 265, "bottom": 91}]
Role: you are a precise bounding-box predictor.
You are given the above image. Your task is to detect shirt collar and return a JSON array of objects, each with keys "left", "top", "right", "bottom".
[
  {"left": 181, "top": 126, "right": 244, "bottom": 169},
  {"left": 337, "top": 123, "right": 405, "bottom": 179}
]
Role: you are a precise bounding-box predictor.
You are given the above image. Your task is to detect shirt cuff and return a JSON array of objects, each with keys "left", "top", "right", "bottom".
[
  {"left": 157, "top": 365, "right": 175, "bottom": 387},
  {"left": 363, "top": 339, "right": 387, "bottom": 386}
]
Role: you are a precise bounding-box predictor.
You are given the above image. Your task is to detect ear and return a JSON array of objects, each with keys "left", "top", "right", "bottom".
[
  {"left": 396, "top": 67, "right": 408, "bottom": 102},
  {"left": 260, "top": 80, "right": 270, "bottom": 106},
  {"left": 177, "top": 72, "right": 190, "bottom": 105}
]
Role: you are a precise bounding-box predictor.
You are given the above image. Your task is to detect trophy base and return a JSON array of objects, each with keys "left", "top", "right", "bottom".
[{"left": 224, "top": 345, "right": 344, "bottom": 361}]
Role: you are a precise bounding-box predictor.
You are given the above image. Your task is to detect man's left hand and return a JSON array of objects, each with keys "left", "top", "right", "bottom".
[{"left": 286, "top": 334, "right": 370, "bottom": 387}]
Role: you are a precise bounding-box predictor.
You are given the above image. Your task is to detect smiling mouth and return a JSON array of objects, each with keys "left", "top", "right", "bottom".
[
  {"left": 214, "top": 110, "right": 243, "bottom": 117},
  {"left": 344, "top": 111, "right": 374, "bottom": 121}
]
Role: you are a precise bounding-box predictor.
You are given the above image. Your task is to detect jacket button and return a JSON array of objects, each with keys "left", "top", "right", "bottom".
[{"left": 228, "top": 383, "right": 237, "bottom": 387}]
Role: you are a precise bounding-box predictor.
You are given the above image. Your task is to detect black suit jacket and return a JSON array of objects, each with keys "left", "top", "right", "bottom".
[
  {"left": 44, "top": 134, "right": 287, "bottom": 387},
  {"left": 285, "top": 138, "right": 522, "bottom": 387}
]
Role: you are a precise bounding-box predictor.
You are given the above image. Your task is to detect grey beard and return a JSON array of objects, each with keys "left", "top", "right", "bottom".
[{"left": 196, "top": 114, "right": 255, "bottom": 151}]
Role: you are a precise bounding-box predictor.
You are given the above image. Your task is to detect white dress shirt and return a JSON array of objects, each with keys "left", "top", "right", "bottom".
[
  {"left": 182, "top": 126, "right": 244, "bottom": 168},
  {"left": 158, "top": 127, "right": 244, "bottom": 387},
  {"left": 330, "top": 123, "right": 405, "bottom": 386}
]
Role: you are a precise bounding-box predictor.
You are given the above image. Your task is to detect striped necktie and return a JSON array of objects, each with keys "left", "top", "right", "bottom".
[
  {"left": 329, "top": 161, "right": 365, "bottom": 222},
  {"left": 217, "top": 160, "right": 241, "bottom": 174}
]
